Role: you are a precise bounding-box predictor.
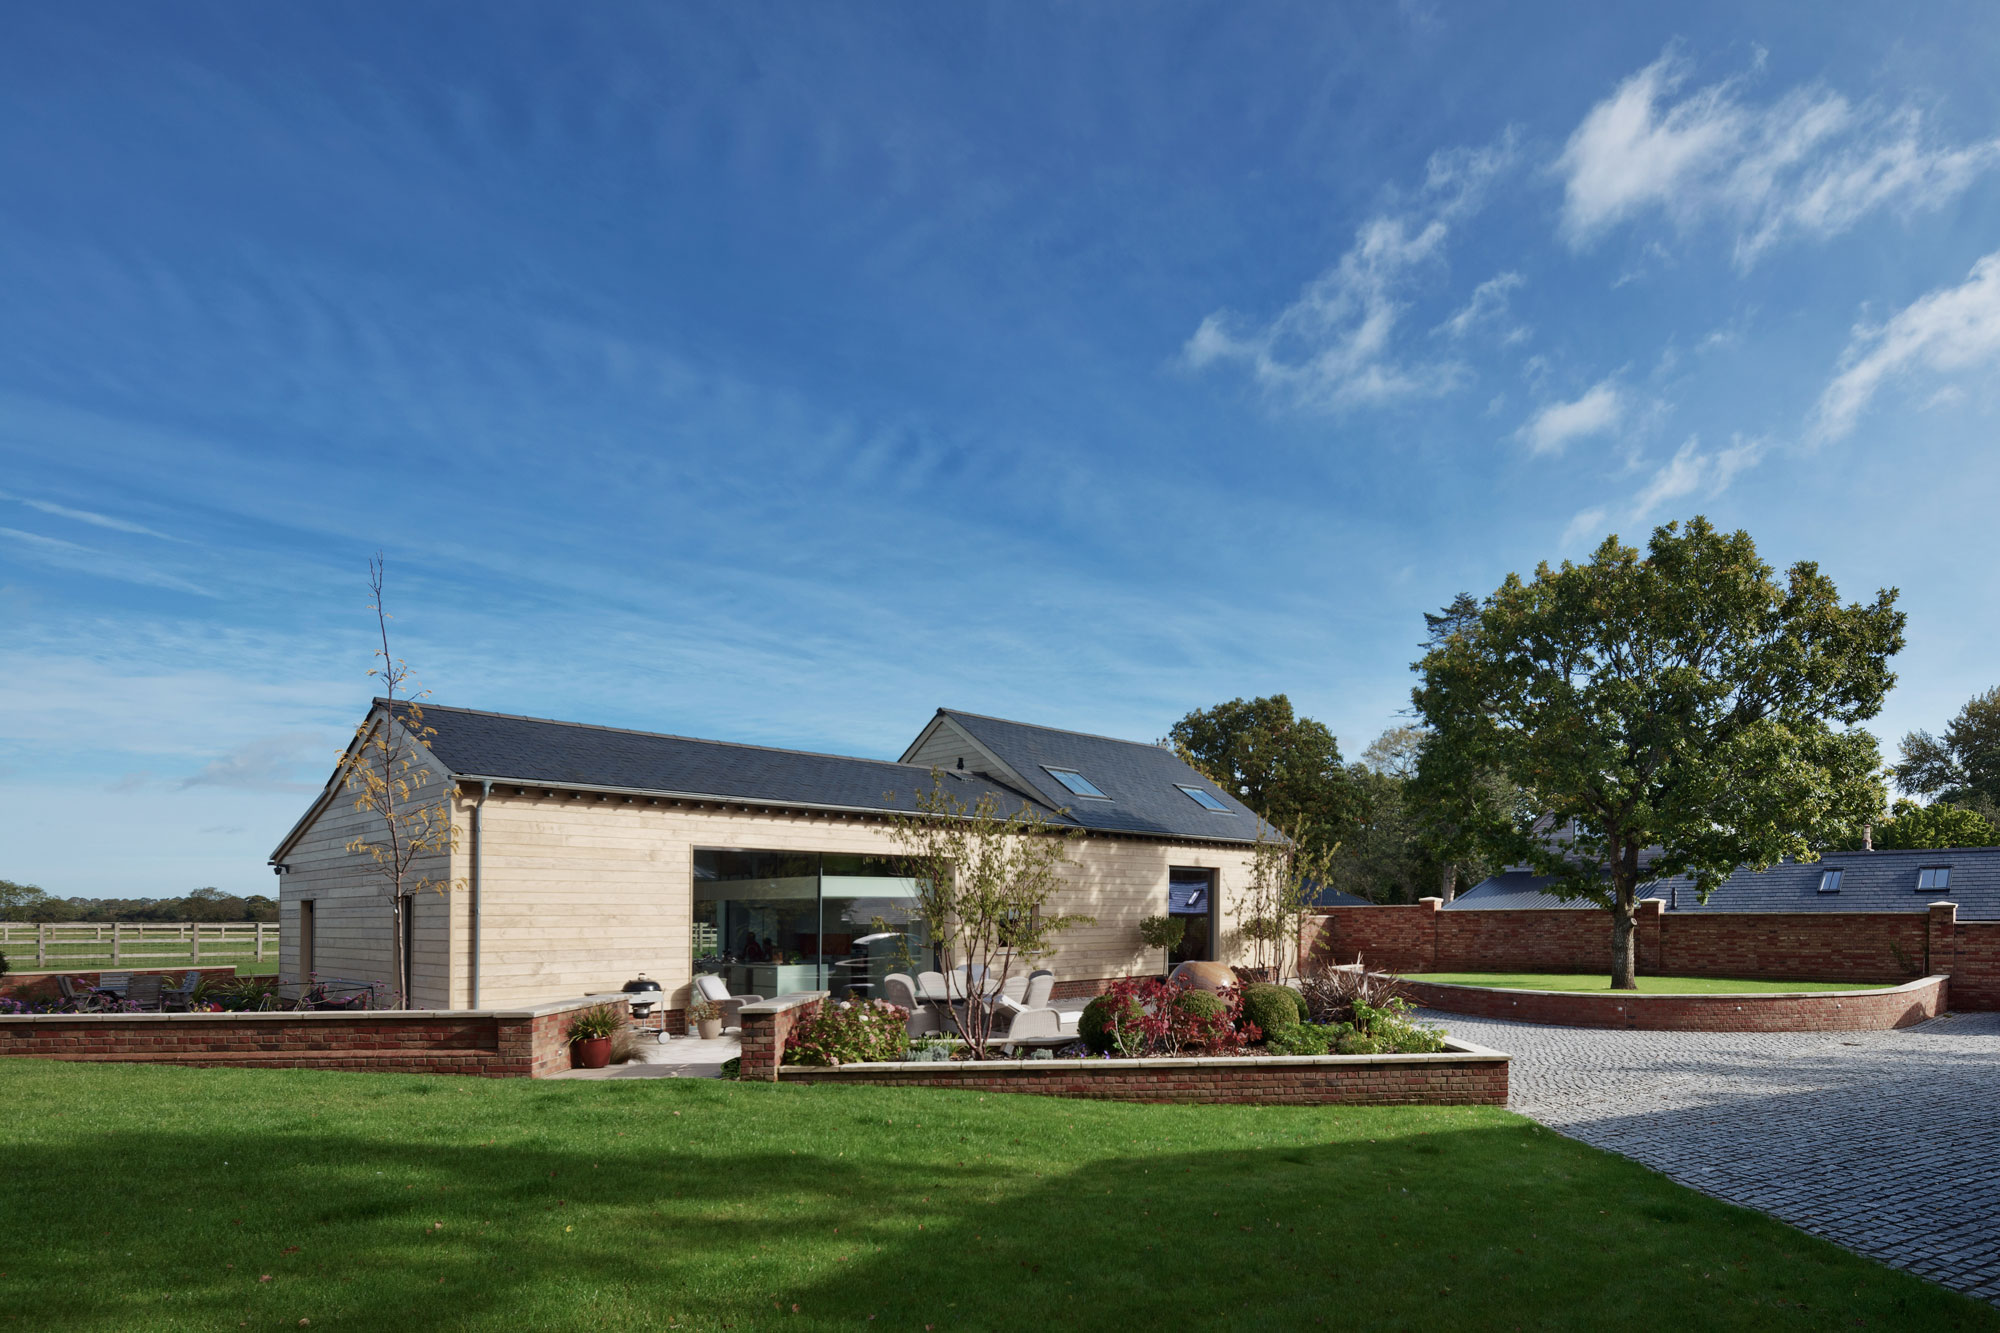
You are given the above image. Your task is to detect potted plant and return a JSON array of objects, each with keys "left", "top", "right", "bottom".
[
  {"left": 1138, "top": 914, "right": 1186, "bottom": 979},
  {"left": 686, "top": 992, "right": 724, "bottom": 1040},
  {"left": 566, "top": 1002, "right": 623, "bottom": 1069}
]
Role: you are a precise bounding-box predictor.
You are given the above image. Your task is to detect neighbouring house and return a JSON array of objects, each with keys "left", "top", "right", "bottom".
[
  {"left": 1453, "top": 848, "right": 2000, "bottom": 919},
  {"left": 270, "top": 701, "right": 1273, "bottom": 1015}
]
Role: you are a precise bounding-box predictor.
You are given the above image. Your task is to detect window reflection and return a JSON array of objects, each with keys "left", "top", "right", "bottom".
[{"left": 693, "top": 849, "right": 927, "bottom": 1000}]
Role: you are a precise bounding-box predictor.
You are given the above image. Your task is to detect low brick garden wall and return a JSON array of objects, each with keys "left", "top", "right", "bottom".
[
  {"left": 1393, "top": 973, "right": 1948, "bottom": 1031},
  {"left": 0, "top": 995, "right": 628, "bottom": 1078},
  {"left": 737, "top": 992, "right": 1509, "bottom": 1106}
]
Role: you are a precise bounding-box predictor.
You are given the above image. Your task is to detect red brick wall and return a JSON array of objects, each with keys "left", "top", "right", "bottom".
[
  {"left": 1, "top": 967, "right": 238, "bottom": 1002},
  {"left": 1393, "top": 974, "right": 1946, "bottom": 1031},
  {"left": 738, "top": 994, "right": 824, "bottom": 1081},
  {"left": 775, "top": 1052, "right": 1507, "bottom": 1106},
  {"left": 1307, "top": 905, "right": 1946, "bottom": 984},
  {"left": 0, "top": 996, "right": 627, "bottom": 1079},
  {"left": 1947, "top": 923, "right": 2000, "bottom": 1010}
]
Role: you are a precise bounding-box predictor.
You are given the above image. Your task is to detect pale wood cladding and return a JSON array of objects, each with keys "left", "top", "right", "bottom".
[
  {"left": 461, "top": 791, "right": 1258, "bottom": 1010},
  {"left": 276, "top": 736, "right": 457, "bottom": 1009}
]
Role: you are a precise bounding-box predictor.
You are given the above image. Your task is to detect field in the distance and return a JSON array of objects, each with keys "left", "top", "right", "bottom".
[
  {"left": 0, "top": 1061, "right": 1990, "bottom": 1332},
  {"left": 1408, "top": 972, "right": 1898, "bottom": 994}
]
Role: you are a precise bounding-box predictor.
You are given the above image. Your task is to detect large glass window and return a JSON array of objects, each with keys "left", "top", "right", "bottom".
[{"left": 693, "top": 849, "right": 927, "bottom": 1001}]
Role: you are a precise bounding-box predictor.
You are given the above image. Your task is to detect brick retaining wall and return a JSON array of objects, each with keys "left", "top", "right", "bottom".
[
  {"left": 1304, "top": 898, "right": 1979, "bottom": 993},
  {"left": 736, "top": 992, "right": 1507, "bottom": 1105},
  {"left": 1393, "top": 973, "right": 1947, "bottom": 1031},
  {"left": 0, "top": 995, "right": 627, "bottom": 1078}
]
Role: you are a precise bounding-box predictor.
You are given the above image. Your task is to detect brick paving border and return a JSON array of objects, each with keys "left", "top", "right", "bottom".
[{"left": 1424, "top": 1007, "right": 2000, "bottom": 1305}]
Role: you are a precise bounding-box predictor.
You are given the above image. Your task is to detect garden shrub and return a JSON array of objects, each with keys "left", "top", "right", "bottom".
[
  {"left": 1327, "top": 998, "right": 1447, "bottom": 1055},
  {"left": 1171, "top": 988, "right": 1227, "bottom": 1020},
  {"left": 1263, "top": 1023, "right": 1334, "bottom": 1056},
  {"left": 1240, "top": 983, "right": 1305, "bottom": 1038},
  {"left": 1079, "top": 992, "right": 1146, "bottom": 1054},
  {"left": 784, "top": 998, "right": 910, "bottom": 1066},
  {"left": 1298, "top": 967, "right": 1406, "bottom": 1026}
]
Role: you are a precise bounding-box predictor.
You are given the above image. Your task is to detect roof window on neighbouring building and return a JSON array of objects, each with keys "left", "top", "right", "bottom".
[
  {"left": 1176, "top": 784, "right": 1232, "bottom": 813},
  {"left": 1043, "top": 766, "right": 1110, "bottom": 800},
  {"left": 1917, "top": 866, "right": 1952, "bottom": 893},
  {"left": 1818, "top": 868, "right": 1844, "bottom": 894}
]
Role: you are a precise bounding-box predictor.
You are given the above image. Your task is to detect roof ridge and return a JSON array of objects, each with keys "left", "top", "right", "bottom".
[
  {"left": 940, "top": 707, "right": 1171, "bottom": 752},
  {"left": 375, "top": 698, "right": 939, "bottom": 773}
]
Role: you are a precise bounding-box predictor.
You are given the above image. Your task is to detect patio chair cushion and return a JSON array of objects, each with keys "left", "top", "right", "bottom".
[
  {"left": 695, "top": 975, "right": 734, "bottom": 1003},
  {"left": 1022, "top": 970, "right": 1055, "bottom": 1010}
]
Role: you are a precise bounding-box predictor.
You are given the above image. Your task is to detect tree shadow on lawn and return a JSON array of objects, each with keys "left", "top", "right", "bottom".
[{"left": 0, "top": 1076, "right": 1991, "bottom": 1332}]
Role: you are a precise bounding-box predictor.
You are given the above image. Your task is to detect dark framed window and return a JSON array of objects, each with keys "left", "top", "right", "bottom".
[
  {"left": 1176, "top": 784, "right": 1232, "bottom": 813},
  {"left": 1917, "top": 866, "right": 1951, "bottom": 892},
  {"left": 1043, "top": 767, "right": 1110, "bottom": 800},
  {"left": 1167, "top": 866, "right": 1216, "bottom": 968},
  {"left": 692, "top": 849, "right": 927, "bottom": 1002},
  {"left": 298, "top": 899, "right": 315, "bottom": 978},
  {"left": 1818, "top": 869, "right": 1844, "bottom": 894}
]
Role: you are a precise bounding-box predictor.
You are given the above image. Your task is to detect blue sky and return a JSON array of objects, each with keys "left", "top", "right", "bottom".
[{"left": 5, "top": 3, "right": 2000, "bottom": 897}]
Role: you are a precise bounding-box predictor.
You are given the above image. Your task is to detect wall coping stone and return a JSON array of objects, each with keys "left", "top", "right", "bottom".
[
  {"left": 1391, "top": 973, "right": 1941, "bottom": 1001},
  {"left": 737, "top": 990, "right": 829, "bottom": 1018}
]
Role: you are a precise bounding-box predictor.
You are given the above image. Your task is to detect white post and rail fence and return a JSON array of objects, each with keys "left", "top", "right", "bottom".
[{"left": 0, "top": 922, "right": 276, "bottom": 971}]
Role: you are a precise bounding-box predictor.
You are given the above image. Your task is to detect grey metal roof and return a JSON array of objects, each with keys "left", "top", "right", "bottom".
[
  {"left": 1451, "top": 849, "right": 2000, "bottom": 920},
  {"left": 935, "top": 709, "right": 1271, "bottom": 844},
  {"left": 391, "top": 701, "right": 1050, "bottom": 820},
  {"left": 1303, "top": 880, "right": 1376, "bottom": 908}
]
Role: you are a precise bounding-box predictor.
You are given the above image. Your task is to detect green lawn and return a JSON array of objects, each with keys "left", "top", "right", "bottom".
[
  {"left": 1410, "top": 972, "right": 1897, "bottom": 994},
  {"left": 0, "top": 1063, "right": 1988, "bottom": 1331}
]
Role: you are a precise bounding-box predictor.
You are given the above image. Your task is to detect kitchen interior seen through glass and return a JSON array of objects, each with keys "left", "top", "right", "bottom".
[{"left": 693, "top": 850, "right": 928, "bottom": 1001}]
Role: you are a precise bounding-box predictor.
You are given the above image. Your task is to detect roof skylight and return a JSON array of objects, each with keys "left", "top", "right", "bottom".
[
  {"left": 1818, "top": 869, "right": 1844, "bottom": 894},
  {"left": 1917, "top": 866, "right": 1952, "bottom": 893},
  {"left": 1043, "top": 766, "right": 1109, "bottom": 800},
  {"left": 1177, "top": 784, "right": 1232, "bottom": 813}
]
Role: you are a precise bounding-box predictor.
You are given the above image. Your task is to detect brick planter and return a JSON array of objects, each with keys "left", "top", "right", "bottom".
[
  {"left": 736, "top": 992, "right": 1508, "bottom": 1106},
  {"left": 1393, "top": 973, "right": 1948, "bottom": 1031},
  {"left": 0, "top": 994, "right": 628, "bottom": 1078}
]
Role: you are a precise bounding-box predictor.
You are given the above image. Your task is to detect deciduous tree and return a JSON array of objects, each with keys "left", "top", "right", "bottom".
[
  {"left": 1872, "top": 799, "right": 1998, "bottom": 851},
  {"left": 1414, "top": 518, "right": 1904, "bottom": 988},
  {"left": 1894, "top": 686, "right": 2000, "bottom": 816},
  {"left": 1167, "top": 695, "right": 1352, "bottom": 855}
]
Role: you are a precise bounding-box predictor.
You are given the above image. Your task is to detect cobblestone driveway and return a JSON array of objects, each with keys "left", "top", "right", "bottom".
[{"left": 1425, "top": 1009, "right": 2000, "bottom": 1304}]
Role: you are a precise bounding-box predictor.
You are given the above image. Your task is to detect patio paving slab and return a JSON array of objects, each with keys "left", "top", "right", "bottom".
[{"left": 546, "top": 1032, "right": 741, "bottom": 1080}]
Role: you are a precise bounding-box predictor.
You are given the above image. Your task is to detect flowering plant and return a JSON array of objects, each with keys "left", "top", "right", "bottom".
[
  {"left": 1084, "top": 977, "right": 1258, "bottom": 1058},
  {"left": 784, "top": 998, "right": 910, "bottom": 1066}
]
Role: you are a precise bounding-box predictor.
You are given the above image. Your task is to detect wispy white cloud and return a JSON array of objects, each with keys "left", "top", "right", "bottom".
[
  {"left": 1811, "top": 251, "right": 2000, "bottom": 443},
  {"left": 1437, "top": 271, "right": 1527, "bottom": 343},
  {"left": 1516, "top": 379, "right": 1624, "bottom": 455},
  {"left": 1564, "top": 434, "right": 1764, "bottom": 547},
  {"left": 1183, "top": 136, "right": 1515, "bottom": 413},
  {"left": 0, "top": 527, "right": 215, "bottom": 597},
  {"left": 0, "top": 492, "right": 183, "bottom": 542},
  {"left": 178, "top": 732, "right": 327, "bottom": 794},
  {"left": 1557, "top": 48, "right": 2000, "bottom": 268}
]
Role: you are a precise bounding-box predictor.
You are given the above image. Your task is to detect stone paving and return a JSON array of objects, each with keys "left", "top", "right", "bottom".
[
  {"left": 1424, "top": 1007, "right": 2000, "bottom": 1304},
  {"left": 545, "top": 1031, "right": 740, "bottom": 1080}
]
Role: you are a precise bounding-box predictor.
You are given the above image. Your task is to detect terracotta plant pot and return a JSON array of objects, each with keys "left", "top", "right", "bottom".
[
  {"left": 571, "top": 1036, "right": 613, "bottom": 1069},
  {"left": 696, "top": 1017, "right": 723, "bottom": 1040}
]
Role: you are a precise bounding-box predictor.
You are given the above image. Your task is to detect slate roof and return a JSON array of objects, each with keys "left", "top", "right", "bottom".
[
  {"left": 933, "top": 709, "right": 1271, "bottom": 844},
  {"left": 337, "top": 700, "right": 1263, "bottom": 845},
  {"left": 1451, "top": 849, "right": 2000, "bottom": 921},
  {"left": 1303, "top": 880, "right": 1376, "bottom": 909},
  {"left": 385, "top": 701, "right": 1049, "bottom": 820}
]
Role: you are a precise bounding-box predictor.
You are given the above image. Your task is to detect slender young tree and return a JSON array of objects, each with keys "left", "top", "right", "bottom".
[
  {"left": 1414, "top": 518, "right": 1903, "bottom": 988},
  {"left": 885, "top": 772, "right": 1090, "bottom": 1056},
  {"left": 342, "top": 556, "right": 462, "bottom": 1008},
  {"left": 1231, "top": 818, "right": 1336, "bottom": 983}
]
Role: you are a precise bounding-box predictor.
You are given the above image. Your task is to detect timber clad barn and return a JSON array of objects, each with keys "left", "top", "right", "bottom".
[{"left": 270, "top": 702, "right": 1269, "bottom": 1016}]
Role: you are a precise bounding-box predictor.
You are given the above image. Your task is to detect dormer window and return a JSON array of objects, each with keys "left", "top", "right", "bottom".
[
  {"left": 1917, "top": 866, "right": 1951, "bottom": 893},
  {"left": 1818, "top": 869, "right": 1844, "bottom": 894},
  {"left": 1176, "top": 784, "right": 1232, "bottom": 813},
  {"left": 1043, "top": 767, "right": 1109, "bottom": 800}
]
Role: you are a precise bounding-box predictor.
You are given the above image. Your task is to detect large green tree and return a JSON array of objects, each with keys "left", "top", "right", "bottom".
[
  {"left": 1872, "top": 799, "right": 1998, "bottom": 851},
  {"left": 1414, "top": 518, "right": 1904, "bottom": 988},
  {"left": 1167, "top": 695, "right": 1352, "bottom": 853},
  {"left": 1894, "top": 686, "right": 2000, "bottom": 816}
]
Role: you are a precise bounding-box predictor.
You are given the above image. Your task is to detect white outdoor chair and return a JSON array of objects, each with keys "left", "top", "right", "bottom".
[
  {"left": 883, "top": 973, "right": 943, "bottom": 1036},
  {"left": 694, "top": 975, "right": 765, "bottom": 1031},
  {"left": 916, "top": 970, "right": 950, "bottom": 1005}
]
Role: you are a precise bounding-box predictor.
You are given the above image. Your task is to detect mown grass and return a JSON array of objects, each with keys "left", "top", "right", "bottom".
[
  {"left": 0, "top": 1061, "right": 1987, "bottom": 1332},
  {"left": 1412, "top": 972, "right": 1896, "bottom": 994}
]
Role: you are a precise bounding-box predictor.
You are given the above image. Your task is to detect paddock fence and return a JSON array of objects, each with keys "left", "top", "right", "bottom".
[{"left": 0, "top": 922, "right": 276, "bottom": 971}]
